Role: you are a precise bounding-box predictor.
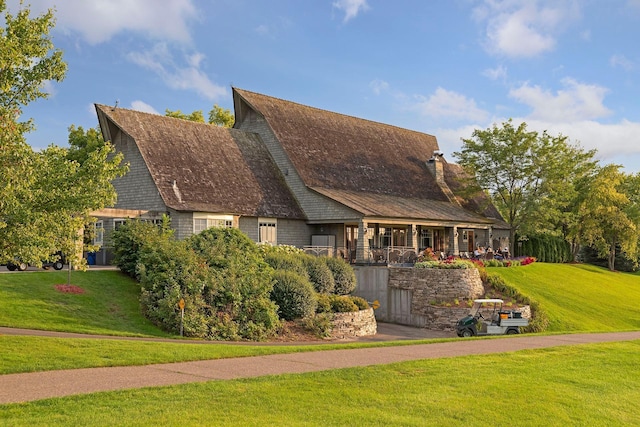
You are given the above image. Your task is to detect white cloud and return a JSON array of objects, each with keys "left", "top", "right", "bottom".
[
  {"left": 474, "top": 0, "right": 579, "bottom": 58},
  {"left": 483, "top": 65, "right": 508, "bottom": 81},
  {"left": 414, "top": 87, "right": 489, "bottom": 122},
  {"left": 333, "top": 0, "right": 369, "bottom": 23},
  {"left": 127, "top": 43, "right": 228, "bottom": 101},
  {"left": 370, "top": 79, "right": 390, "bottom": 95},
  {"left": 520, "top": 118, "right": 640, "bottom": 165},
  {"left": 130, "top": 101, "right": 160, "bottom": 115},
  {"left": 12, "top": 0, "right": 197, "bottom": 45},
  {"left": 509, "top": 78, "right": 611, "bottom": 122},
  {"left": 610, "top": 54, "right": 635, "bottom": 71}
]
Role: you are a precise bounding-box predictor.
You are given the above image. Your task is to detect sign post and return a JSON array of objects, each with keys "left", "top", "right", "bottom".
[{"left": 178, "top": 298, "right": 185, "bottom": 337}]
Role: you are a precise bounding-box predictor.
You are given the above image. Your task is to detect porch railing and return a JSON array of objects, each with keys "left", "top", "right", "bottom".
[{"left": 302, "top": 245, "right": 420, "bottom": 265}]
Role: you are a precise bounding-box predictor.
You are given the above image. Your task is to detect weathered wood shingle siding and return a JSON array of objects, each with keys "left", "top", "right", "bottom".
[
  {"left": 111, "top": 131, "right": 167, "bottom": 212},
  {"left": 237, "top": 113, "right": 361, "bottom": 223}
]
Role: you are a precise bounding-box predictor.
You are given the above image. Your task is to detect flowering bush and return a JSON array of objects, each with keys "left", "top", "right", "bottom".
[{"left": 415, "top": 260, "right": 475, "bottom": 269}]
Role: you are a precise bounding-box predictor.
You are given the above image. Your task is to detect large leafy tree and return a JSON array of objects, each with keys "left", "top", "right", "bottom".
[
  {"left": 575, "top": 165, "right": 640, "bottom": 271},
  {"left": 0, "top": 2, "right": 126, "bottom": 267},
  {"left": 453, "top": 119, "right": 597, "bottom": 254}
]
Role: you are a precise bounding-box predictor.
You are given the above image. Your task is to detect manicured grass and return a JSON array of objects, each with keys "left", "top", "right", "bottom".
[
  {"left": 0, "top": 334, "right": 447, "bottom": 375},
  {"left": 488, "top": 263, "right": 640, "bottom": 332},
  {"left": 2, "top": 341, "right": 639, "bottom": 426},
  {"left": 0, "top": 271, "right": 167, "bottom": 337}
]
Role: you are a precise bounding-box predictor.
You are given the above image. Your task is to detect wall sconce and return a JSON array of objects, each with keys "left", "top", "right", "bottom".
[
  {"left": 475, "top": 234, "right": 478, "bottom": 240},
  {"left": 363, "top": 227, "right": 368, "bottom": 235},
  {"left": 412, "top": 228, "right": 417, "bottom": 235},
  {"left": 454, "top": 232, "right": 459, "bottom": 238}
]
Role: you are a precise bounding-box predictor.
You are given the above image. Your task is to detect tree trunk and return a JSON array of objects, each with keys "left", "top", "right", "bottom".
[{"left": 608, "top": 239, "right": 616, "bottom": 271}]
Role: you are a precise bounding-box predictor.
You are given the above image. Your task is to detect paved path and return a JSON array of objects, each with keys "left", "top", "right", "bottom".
[{"left": 1, "top": 330, "right": 639, "bottom": 404}]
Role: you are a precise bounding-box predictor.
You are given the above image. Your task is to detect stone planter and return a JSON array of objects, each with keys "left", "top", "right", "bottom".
[{"left": 329, "top": 307, "right": 377, "bottom": 339}]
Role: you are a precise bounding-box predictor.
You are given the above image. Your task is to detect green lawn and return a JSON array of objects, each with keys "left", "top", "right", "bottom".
[
  {"left": 2, "top": 340, "right": 639, "bottom": 426},
  {"left": 0, "top": 270, "right": 166, "bottom": 336},
  {"left": 488, "top": 263, "right": 640, "bottom": 332},
  {"left": 1, "top": 264, "right": 640, "bottom": 425}
]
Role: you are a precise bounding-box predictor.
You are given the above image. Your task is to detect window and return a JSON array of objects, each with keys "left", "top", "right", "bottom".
[
  {"left": 379, "top": 227, "right": 392, "bottom": 247},
  {"left": 420, "top": 229, "right": 432, "bottom": 250},
  {"left": 114, "top": 219, "right": 127, "bottom": 230},
  {"left": 93, "top": 220, "right": 104, "bottom": 245},
  {"left": 259, "top": 219, "right": 277, "bottom": 244},
  {"left": 193, "top": 214, "right": 233, "bottom": 234},
  {"left": 462, "top": 230, "right": 469, "bottom": 242}
]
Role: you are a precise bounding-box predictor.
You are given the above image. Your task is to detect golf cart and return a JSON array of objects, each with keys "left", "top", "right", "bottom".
[{"left": 456, "top": 298, "right": 528, "bottom": 337}]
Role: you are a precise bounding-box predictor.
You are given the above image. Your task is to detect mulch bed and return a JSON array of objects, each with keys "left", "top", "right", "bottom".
[{"left": 54, "top": 284, "right": 85, "bottom": 294}]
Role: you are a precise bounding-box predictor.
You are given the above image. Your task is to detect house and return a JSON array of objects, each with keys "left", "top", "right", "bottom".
[{"left": 92, "top": 88, "right": 509, "bottom": 265}]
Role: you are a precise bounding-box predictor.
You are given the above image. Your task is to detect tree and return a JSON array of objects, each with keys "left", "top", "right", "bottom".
[
  {"left": 0, "top": 3, "right": 126, "bottom": 267},
  {"left": 208, "top": 104, "right": 234, "bottom": 127},
  {"left": 576, "top": 165, "right": 640, "bottom": 271},
  {"left": 165, "top": 109, "right": 205, "bottom": 123},
  {"left": 453, "top": 119, "right": 597, "bottom": 255},
  {"left": 165, "top": 104, "right": 234, "bottom": 127},
  {"left": 0, "top": 0, "right": 66, "bottom": 118}
]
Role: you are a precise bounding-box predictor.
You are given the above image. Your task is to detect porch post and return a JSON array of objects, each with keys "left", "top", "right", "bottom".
[
  {"left": 355, "top": 220, "right": 369, "bottom": 264},
  {"left": 488, "top": 226, "right": 494, "bottom": 250},
  {"left": 453, "top": 225, "right": 459, "bottom": 256},
  {"left": 408, "top": 224, "right": 418, "bottom": 250}
]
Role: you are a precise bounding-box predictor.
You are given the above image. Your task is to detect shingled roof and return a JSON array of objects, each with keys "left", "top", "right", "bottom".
[
  {"left": 95, "top": 104, "right": 305, "bottom": 219},
  {"left": 233, "top": 88, "right": 450, "bottom": 202},
  {"left": 233, "top": 88, "right": 505, "bottom": 224}
]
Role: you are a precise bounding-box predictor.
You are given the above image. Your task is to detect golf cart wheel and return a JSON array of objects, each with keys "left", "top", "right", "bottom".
[
  {"left": 6, "top": 263, "right": 16, "bottom": 271},
  {"left": 506, "top": 328, "right": 519, "bottom": 335},
  {"left": 462, "top": 329, "right": 474, "bottom": 337},
  {"left": 53, "top": 261, "right": 64, "bottom": 270},
  {"left": 16, "top": 262, "right": 28, "bottom": 271}
]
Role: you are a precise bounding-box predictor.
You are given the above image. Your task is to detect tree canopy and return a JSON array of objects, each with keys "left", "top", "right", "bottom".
[
  {"left": 165, "top": 104, "right": 234, "bottom": 127},
  {"left": 0, "top": 2, "right": 126, "bottom": 267},
  {"left": 452, "top": 119, "right": 640, "bottom": 270}
]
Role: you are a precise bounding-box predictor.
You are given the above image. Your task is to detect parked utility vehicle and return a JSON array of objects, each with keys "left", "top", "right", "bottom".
[{"left": 456, "top": 298, "right": 528, "bottom": 337}]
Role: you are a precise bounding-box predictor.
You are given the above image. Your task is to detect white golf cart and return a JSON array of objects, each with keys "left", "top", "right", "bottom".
[{"left": 456, "top": 298, "right": 528, "bottom": 337}]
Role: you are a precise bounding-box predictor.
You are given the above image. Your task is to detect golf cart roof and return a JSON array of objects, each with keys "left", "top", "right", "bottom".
[{"left": 473, "top": 299, "right": 504, "bottom": 303}]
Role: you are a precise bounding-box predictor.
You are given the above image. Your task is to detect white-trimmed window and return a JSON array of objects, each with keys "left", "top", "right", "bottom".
[
  {"left": 114, "top": 218, "right": 127, "bottom": 230},
  {"left": 193, "top": 214, "right": 233, "bottom": 234},
  {"left": 462, "top": 230, "right": 470, "bottom": 242},
  {"left": 259, "top": 218, "right": 277, "bottom": 245},
  {"left": 93, "top": 220, "right": 104, "bottom": 245}
]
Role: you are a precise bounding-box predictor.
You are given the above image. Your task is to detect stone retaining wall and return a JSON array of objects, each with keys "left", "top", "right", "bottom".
[
  {"left": 354, "top": 266, "right": 530, "bottom": 331},
  {"left": 329, "top": 307, "right": 377, "bottom": 339},
  {"left": 388, "top": 267, "right": 485, "bottom": 303}
]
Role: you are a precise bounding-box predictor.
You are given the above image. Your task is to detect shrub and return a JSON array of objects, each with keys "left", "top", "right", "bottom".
[
  {"left": 330, "top": 295, "right": 359, "bottom": 313},
  {"left": 137, "top": 238, "right": 210, "bottom": 337},
  {"left": 271, "top": 270, "right": 317, "bottom": 320},
  {"left": 351, "top": 296, "right": 370, "bottom": 310},
  {"left": 303, "top": 256, "right": 335, "bottom": 294},
  {"left": 263, "top": 251, "right": 309, "bottom": 278},
  {"left": 301, "top": 313, "right": 333, "bottom": 338},
  {"left": 324, "top": 257, "right": 357, "bottom": 295},
  {"left": 111, "top": 218, "right": 173, "bottom": 279},
  {"left": 188, "top": 227, "right": 281, "bottom": 340},
  {"left": 415, "top": 260, "right": 475, "bottom": 269},
  {"left": 315, "top": 292, "right": 332, "bottom": 313}
]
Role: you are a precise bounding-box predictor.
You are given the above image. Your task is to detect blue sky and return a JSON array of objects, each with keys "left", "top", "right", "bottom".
[{"left": 10, "top": 0, "right": 640, "bottom": 172}]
